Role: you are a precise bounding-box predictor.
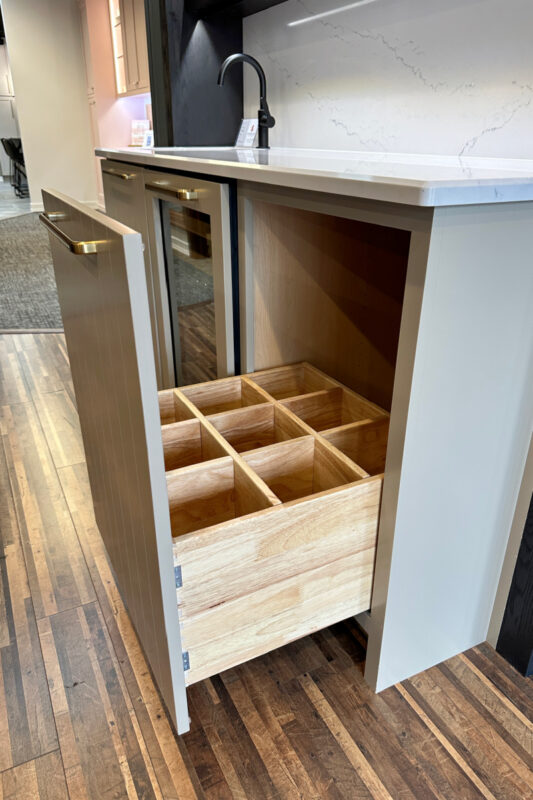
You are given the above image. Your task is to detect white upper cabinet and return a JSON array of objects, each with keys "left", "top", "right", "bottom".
[{"left": 110, "top": 0, "right": 150, "bottom": 96}]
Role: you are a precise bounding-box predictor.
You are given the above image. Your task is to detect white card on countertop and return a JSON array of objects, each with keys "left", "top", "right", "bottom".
[{"left": 235, "top": 118, "right": 258, "bottom": 148}]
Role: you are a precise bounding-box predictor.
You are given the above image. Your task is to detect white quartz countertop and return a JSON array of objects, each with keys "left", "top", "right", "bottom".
[{"left": 95, "top": 146, "right": 533, "bottom": 207}]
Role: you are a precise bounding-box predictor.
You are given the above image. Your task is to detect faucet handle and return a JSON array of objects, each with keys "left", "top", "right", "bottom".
[{"left": 258, "top": 109, "right": 276, "bottom": 129}]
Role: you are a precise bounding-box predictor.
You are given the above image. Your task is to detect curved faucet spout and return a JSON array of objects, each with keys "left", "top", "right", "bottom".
[
  {"left": 217, "top": 53, "right": 275, "bottom": 149},
  {"left": 218, "top": 53, "right": 267, "bottom": 100}
]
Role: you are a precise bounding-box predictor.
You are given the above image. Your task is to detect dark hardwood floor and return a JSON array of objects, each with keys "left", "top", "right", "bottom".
[{"left": 0, "top": 333, "right": 531, "bottom": 799}]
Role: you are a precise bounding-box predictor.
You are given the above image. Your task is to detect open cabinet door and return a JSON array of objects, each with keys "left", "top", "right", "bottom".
[{"left": 41, "top": 190, "right": 189, "bottom": 733}]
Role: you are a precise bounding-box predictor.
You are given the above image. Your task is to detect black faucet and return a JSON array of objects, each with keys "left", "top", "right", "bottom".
[{"left": 217, "top": 53, "right": 275, "bottom": 149}]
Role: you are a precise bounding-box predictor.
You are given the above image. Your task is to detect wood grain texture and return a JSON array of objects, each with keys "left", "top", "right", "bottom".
[
  {"left": 0, "top": 446, "right": 57, "bottom": 772},
  {"left": 14, "top": 333, "right": 73, "bottom": 400},
  {"left": 0, "top": 332, "right": 198, "bottom": 798},
  {"left": 168, "top": 363, "right": 383, "bottom": 684},
  {"left": 180, "top": 375, "right": 265, "bottom": 416},
  {"left": 175, "top": 476, "right": 381, "bottom": 620},
  {"left": 281, "top": 387, "right": 382, "bottom": 431},
  {"left": 158, "top": 388, "right": 195, "bottom": 425},
  {"left": 1, "top": 401, "right": 95, "bottom": 619},
  {"left": 161, "top": 417, "right": 226, "bottom": 471},
  {"left": 178, "top": 301, "right": 218, "bottom": 386},
  {"left": 56, "top": 462, "right": 199, "bottom": 800},
  {"left": 1, "top": 332, "right": 532, "bottom": 800},
  {"left": 0, "top": 337, "right": 30, "bottom": 406},
  {"left": 181, "top": 548, "right": 376, "bottom": 685},
  {"left": 39, "top": 605, "right": 162, "bottom": 800},
  {"left": 0, "top": 751, "right": 69, "bottom": 800},
  {"left": 30, "top": 389, "right": 85, "bottom": 469},
  {"left": 252, "top": 202, "right": 410, "bottom": 410},
  {"left": 206, "top": 402, "right": 308, "bottom": 453},
  {"left": 249, "top": 362, "right": 338, "bottom": 400},
  {"left": 323, "top": 417, "right": 390, "bottom": 476},
  {"left": 167, "top": 454, "right": 278, "bottom": 534}
]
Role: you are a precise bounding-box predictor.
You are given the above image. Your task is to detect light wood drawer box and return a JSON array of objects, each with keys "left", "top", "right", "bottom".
[
  {"left": 159, "top": 362, "right": 389, "bottom": 685},
  {"left": 42, "top": 192, "right": 396, "bottom": 734}
]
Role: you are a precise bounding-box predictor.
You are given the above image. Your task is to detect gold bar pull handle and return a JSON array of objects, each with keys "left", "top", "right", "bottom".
[
  {"left": 177, "top": 189, "right": 198, "bottom": 201},
  {"left": 39, "top": 212, "right": 107, "bottom": 255},
  {"left": 145, "top": 182, "right": 198, "bottom": 201},
  {"left": 101, "top": 167, "right": 137, "bottom": 180}
]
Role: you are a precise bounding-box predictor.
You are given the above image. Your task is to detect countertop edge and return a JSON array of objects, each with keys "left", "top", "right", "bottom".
[{"left": 95, "top": 148, "right": 533, "bottom": 208}]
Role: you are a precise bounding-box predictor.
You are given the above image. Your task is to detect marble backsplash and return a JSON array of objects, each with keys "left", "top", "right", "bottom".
[{"left": 243, "top": 0, "right": 533, "bottom": 157}]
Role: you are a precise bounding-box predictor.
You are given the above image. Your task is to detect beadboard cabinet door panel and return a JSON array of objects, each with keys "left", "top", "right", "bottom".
[{"left": 40, "top": 190, "right": 189, "bottom": 733}]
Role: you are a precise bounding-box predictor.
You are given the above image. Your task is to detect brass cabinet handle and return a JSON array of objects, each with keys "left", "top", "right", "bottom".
[
  {"left": 146, "top": 182, "right": 198, "bottom": 201},
  {"left": 102, "top": 167, "right": 137, "bottom": 180},
  {"left": 39, "top": 212, "right": 107, "bottom": 255},
  {"left": 177, "top": 189, "right": 198, "bottom": 200}
]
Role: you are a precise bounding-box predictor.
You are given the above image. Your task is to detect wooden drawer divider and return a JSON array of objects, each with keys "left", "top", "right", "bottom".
[{"left": 159, "top": 363, "right": 390, "bottom": 685}]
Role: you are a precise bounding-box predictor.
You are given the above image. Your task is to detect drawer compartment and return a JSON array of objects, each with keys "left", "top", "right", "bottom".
[
  {"left": 249, "top": 362, "right": 336, "bottom": 400},
  {"left": 164, "top": 363, "right": 388, "bottom": 686},
  {"left": 167, "top": 457, "right": 277, "bottom": 536},
  {"left": 159, "top": 388, "right": 196, "bottom": 425},
  {"left": 161, "top": 418, "right": 227, "bottom": 471},
  {"left": 207, "top": 403, "right": 308, "bottom": 453},
  {"left": 242, "top": 436, "right": 365, "bottom": 502},
  {"left": 180, "top": 375, "right": 266, "bottom": 416},
  {"left": 323, "top": 417, "right": 390, "bottom": 476},
  {"left": 281, "top": 386, "right": 383, "bottom": 432}
]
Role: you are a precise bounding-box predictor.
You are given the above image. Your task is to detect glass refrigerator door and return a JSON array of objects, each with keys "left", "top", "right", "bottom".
[
  {"left": 161, "top": 201, "right": 217, "bottom": 385},
  {"left": 145, "top": 172, "right": 235, "bottom": 390}
]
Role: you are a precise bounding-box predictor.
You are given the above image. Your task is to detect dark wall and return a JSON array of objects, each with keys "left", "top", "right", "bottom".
[
  {"left": 497, "top": 493, "right": 533, "bottom": 676},
  {"left": 145, "top": 0, "right": 287, "bottom": 147},
  {"left": 146, "top": 0, "right": 243, "bottom": 147},
  {"left": 145, "top": 0, "right": 174, "bottom": 146},
  {"left": 188, "top": 0, "right": 287, "bottom": 16},
  {"left": 171, "top": 7, "right": 243, "bottom": 146}
]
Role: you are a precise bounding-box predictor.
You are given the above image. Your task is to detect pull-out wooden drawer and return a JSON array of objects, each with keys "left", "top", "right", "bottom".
[
  {"left": 159, "top": 363, "right": 389, "bottom": 685},
  {"left": 42, "top": 192, "right": 390, "bottom": 734}
]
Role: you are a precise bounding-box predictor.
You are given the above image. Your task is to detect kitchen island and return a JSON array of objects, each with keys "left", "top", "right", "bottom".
[{"left": 59, "top": 146, "right": 533, "bottom": 732}]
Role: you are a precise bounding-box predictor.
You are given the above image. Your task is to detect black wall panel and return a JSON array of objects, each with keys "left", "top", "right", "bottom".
[
  {"left": 146, "top": 0, "right": 245, "bottom": 146},
  {"left": 172, "top": 8, "right": 243, "bottom": 145},
  {"left": 187, "top": 0, "right": 287, "bottom": 18},
  {"left": 145, "top": 0, "right": 174, "bottom": 146},
  {"left": 497, "top": 493, "right": 533, "bottom": 676}
]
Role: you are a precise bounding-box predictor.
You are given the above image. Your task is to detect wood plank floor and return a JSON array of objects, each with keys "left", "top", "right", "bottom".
[
  {"left": 0, "top": 332, "right": 531, "bottom": 799},
  {"left": 179, "top": 301, "right": 217, "bottom": 386}
]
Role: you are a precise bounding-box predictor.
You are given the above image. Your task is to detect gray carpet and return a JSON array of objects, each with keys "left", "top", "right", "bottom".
[
  {"left": 173, "top": 254, "right": 214, "bottom": 307},
  {"left": 0, "top": 212, "right": 63, "bottom": 330},
  {"left": 0, "top": 213, "right": 213, "bottom": 330}
]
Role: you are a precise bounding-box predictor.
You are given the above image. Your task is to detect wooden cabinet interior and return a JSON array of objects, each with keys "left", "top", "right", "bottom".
[
  {"left": 250, "top": 202, "right": 411, "bottom": 411},
  {"left": 161, "top": 363, "right": 388, "bottom": 685}
]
